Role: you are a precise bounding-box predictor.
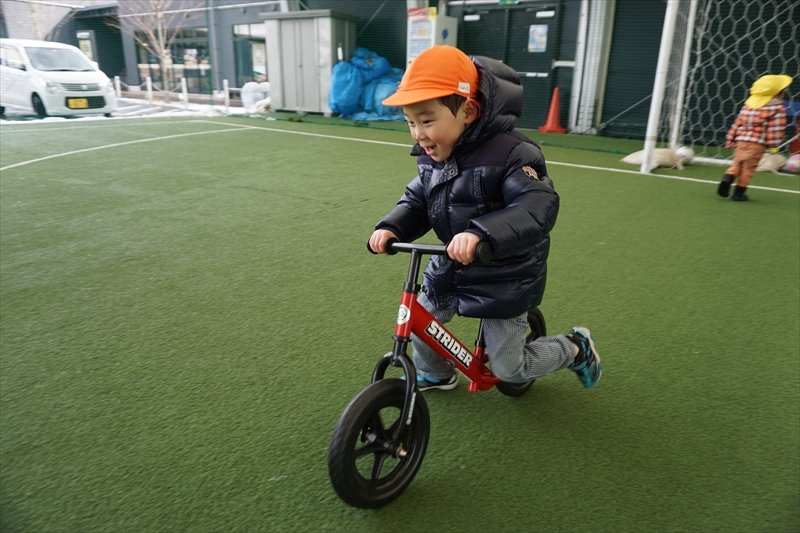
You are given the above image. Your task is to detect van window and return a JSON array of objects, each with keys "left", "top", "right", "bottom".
[
  {"left": 24, "top": 46, "right": 94, "bottom": 72},
  {"left": 0, "top": 45, "right": 25, "bottom": 70}
]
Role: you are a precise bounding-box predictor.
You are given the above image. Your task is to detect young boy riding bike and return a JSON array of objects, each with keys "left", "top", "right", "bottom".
[{"left": 368, "top": 45, "right": 602, "bottom": 391}]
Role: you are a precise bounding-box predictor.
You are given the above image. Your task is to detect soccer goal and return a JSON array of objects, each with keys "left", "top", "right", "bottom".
[{"left": 640, "top": 0, "right": 799, "bottom": 172}]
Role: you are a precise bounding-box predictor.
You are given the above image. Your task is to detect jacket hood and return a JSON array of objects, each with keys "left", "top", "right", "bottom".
[{"left": 461, "top": 56, "right": 523, "bottom": 146}]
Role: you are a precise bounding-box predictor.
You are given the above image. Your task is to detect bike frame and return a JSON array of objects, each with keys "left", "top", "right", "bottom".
[
  {"left": 370, "top": 242, "right": 499, "bottom": 439},
  {"left": 395, "top": 296, "right": 499, "bottom": 392}
]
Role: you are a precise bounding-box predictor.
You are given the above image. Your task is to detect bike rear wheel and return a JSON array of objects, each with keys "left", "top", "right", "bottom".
[
  {"left": 495, "top": 307, "right": 546, "bottom": 397},
  {"left": 328, "top": 378, "right": 430, "bottom": 508}
]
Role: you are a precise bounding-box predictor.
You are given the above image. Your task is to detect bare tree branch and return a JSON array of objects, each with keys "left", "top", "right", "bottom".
[{"left": 108, "top": 0, "right": 197, "bottom": 89}]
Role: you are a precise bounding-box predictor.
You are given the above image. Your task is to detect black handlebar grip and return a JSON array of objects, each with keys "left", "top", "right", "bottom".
[
  {"left": 474, "top": 241, "right": 494, "bottom": 265},
  {"left": 366, "top": 237, "right": 400, "bottom": 255},
  {"left": 384, "top": 238, "right": 399, "bottom": 255}
]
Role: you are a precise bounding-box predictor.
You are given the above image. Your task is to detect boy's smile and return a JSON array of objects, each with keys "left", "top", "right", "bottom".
[{"left": 403, "top": 98, "right": 477, "bottom": 162}]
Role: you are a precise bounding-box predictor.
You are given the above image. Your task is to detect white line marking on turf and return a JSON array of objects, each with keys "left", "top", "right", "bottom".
[
  {"left": 192, "top": 119, "right": 410, "bottom": 148},
  {"left": 3, "top": 118, "right": 798, "bottom": 196},
  {"left": 197, "top": 121, "right": 800, "bottom": 195},
  {"left": 0, "top": 118, "right": 210, "bottom": 134},
  {"left": 542, "top": 160, "right": 800, "bottom": 194},
  {"left": 0, "top": 125, "right": 249, "bottom": 171}
]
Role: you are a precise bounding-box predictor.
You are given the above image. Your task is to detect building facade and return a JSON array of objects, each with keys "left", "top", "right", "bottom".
[{"left": 2, "top": 0, "right": 794, "bottom": 140}]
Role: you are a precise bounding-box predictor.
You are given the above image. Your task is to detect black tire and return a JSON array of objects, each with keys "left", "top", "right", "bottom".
[
  {"left": 328, "top": 378, "right": 430, "bottom": 508},
  {"left": 495, "top": 307, "right": 547, "bottom": 397},
  {"left": 525, "top": 307, "right": 547, "bottom": 342},
  {"left": 32, "top": 94, "right": 47, "bottom": 118}
]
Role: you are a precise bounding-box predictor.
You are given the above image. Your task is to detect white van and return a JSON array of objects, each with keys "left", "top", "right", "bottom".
[{"left": 0, "top": 38, "right": 117, "bottom": 118}]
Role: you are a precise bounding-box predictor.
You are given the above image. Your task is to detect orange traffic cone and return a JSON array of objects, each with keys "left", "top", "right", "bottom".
[{"left": 538, "top": 87, "right": 566, "bottom": 134}]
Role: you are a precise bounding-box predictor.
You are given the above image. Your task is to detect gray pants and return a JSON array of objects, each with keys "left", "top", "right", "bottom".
[{"left": 412, "top": 292, "right": 575, "bottom": 383}]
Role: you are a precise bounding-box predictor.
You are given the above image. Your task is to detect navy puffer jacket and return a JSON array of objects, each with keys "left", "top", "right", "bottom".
[{"left": 376, "top": 56, "right": 559, "bottom": 318}]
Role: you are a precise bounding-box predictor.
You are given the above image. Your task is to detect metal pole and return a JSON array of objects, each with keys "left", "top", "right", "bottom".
[
  {"left": 223, "top": 79, "right": 230, "bottom": 112},
  {"left": 181, "top": 77, "right": 188, "bottom": 108},
  {"left": 641, "top": 0, "right": 679, "bottom": 173},
  {"left": 146, "top": 76, "right": 153, "bottom": 103},
  {"left": 569, "top": 0, "right": 589, "bottom": 132},
  {"left": 207, "top": 0, "right": 222, "bottom": 94},
  {"left": 669, "top": 0, "right": 698, "bottom": 150},
  {"left": 114, "top": 76, "right": 121, "bottom": 98}
]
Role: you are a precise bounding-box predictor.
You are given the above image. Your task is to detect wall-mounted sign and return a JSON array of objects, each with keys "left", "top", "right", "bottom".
[{"left": 528, "top": 25, "right": 548, "bottom": 53}]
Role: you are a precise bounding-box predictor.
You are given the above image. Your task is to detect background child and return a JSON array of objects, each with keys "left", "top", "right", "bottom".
[
  {"left": 368, "top": 46, "right": 602, "bottom": 391},
  {"left": 718, "top": 74, "right": 791, "bottom": 201}
]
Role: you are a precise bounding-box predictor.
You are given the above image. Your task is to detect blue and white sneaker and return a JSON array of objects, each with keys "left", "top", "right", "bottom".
[
  {"left": 416, "top": 373, "right": 458, "bottom": 391},
  {"left": 566, "top": 327, "right": 603, "bottom": 388}
]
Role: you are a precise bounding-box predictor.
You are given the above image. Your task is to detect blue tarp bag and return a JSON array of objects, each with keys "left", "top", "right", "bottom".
[
  {"left": 372, "top": 68, "right": 404, "bottom": 118},
  {"left": 350, "top": 47, "right": 392, "bottom": 83},
  {"left": 329, "top": 61, "right": 363, "bottom": 117},
  {"left": 355, "top": 69, "right": 403, "bottom": 121},
  {"left": 330, "top": 49, "right": 403, "bottom": 121}
]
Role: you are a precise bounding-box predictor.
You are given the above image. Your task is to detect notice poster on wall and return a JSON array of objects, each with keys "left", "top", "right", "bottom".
[
  {"left": 183, "top": 49, "right": 198, "bottom": 64},
  {"left": 76, "top": 30, "right": 94, "bottom": 60},
  {"left": 528, "top": 25, "right": 548, "bottom": 52}
]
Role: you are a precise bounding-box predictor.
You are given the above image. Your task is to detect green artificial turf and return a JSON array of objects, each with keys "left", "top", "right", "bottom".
[{"left": 1, "top": 116, "right": 798, "bottom": 532}]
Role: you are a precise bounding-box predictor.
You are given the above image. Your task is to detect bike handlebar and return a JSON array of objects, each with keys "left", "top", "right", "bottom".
[{"left": 367, "top": 238, "right": 494, "bottom": 265}]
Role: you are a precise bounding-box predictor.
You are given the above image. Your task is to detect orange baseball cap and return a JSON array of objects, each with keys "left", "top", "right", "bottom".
[{"left": 382, "top": 45, "right": 478, "bottom": 107}]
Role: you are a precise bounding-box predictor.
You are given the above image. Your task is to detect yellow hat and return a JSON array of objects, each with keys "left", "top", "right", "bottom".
[{"left": 745, "top": 74, "right": 792, "bottom": 109}]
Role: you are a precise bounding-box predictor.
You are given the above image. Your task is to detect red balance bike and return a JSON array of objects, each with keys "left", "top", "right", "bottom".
[{"left": 328, "top": 240, "right": 545, "bottom": 508}]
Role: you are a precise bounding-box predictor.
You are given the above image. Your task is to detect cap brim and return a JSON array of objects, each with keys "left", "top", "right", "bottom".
[
  {"left": 382, "top": 87, "right": 460, "bottom": 107},
  {"left": 776, "top": 74, "right": 793, "bottom": 92},
  {"left": 745, "top": 94, "right": 772, "bottom": 109}
]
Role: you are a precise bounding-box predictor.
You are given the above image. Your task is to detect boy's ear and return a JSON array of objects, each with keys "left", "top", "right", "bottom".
[{"left": 463, "top": 98, "right": 480, "bottom": 125}]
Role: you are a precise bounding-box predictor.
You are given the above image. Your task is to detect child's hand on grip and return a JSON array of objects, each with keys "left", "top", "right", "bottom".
[
  {"left": 369, "top": 229, "right": 398, "bottom": 254},
  {"left": 447, "top": 232, "right": 481, "bottom": 266}
]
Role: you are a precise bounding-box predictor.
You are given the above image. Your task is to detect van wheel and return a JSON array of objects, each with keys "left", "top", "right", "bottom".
[
  {"left": 0, "top": 106, "right": 5, "bottom": 117},
  {"left": 32, "top": 94, "right": 48, "bottom": 118},
  {"left": 104, "top": 113, "right": 112, "bottom": 117}
]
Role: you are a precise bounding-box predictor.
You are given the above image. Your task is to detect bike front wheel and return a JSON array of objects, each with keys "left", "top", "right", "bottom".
[
  {"left": 328, "top": 378, "right": 430, "bottom": 508},
  {"left": 495, "top": 307, "right": 547, "bottom": 397}
]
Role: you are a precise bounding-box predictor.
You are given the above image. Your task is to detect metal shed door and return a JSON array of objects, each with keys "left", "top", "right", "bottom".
[
  {"left": 281, "top": 18, "right": 320, "bottom": 113},
  {"left": 458, "top": 3, "right": 562, "bottom": 129}
]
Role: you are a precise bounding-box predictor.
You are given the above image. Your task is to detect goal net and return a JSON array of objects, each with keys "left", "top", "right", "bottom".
[{"left": 646, "top": 0, "right": 799, "bottom": 168}]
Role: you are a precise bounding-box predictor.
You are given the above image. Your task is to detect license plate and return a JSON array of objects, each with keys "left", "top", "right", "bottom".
[{"left": 67, "top": 98, "right": 89, "bottom": 109}]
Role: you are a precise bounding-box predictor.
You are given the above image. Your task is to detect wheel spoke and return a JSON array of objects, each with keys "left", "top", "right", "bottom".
[
  {"left": 387, "top": 416, "right": 403, "bottom": 441},
  {"left": 354, "top": 441, "right": 385, "bottom": 458},
  {"left": 355, "top": 411, "right": 402, "bottom": 459},
  {"left": 377, "top": 408, "right": 403, "bottom": 439},
  {"left": 370, "top": 452, "right": 391, "bottom": 482},
  {"left": 359, "top": 412, "right": 381, "bottom": 442},
  {"left": 355, "top": 411, "right": 391, "bottom": 458}
]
